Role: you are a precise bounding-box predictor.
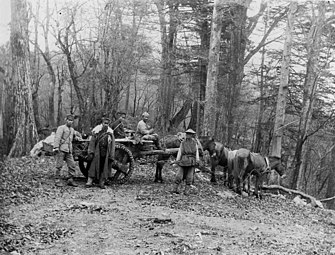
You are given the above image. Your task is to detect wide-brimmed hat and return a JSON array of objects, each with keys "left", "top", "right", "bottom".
[
  {"left": 185, "top": 129, "right": 196, "bottom": 134},
  {"left": 142, "top": 112, "right": 150, "bottom": 117}
]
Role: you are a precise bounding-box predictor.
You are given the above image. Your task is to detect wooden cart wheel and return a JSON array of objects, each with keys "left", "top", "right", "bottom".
[{"left": 109, "top": 143, "right": 135, "bottom": 184}]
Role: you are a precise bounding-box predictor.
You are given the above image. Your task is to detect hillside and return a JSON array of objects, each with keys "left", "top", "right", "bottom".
[{"left": 1, "top": 157, "right": 335, "bottom": 255}]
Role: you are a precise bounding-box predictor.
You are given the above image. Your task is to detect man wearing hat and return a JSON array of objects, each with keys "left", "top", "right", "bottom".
[
  {"left": 111, "top": 111, "right": 127, "bottom": 138},
  {"left": 86, "top": 116, "right": 115, "bottom": 189},
  {"left": 53, "top": 114, "right": 79, "bottom": 187},
  {"left": 172, "top": 128, "right": 200, "bottom": 195},
  {"left": 136, "top": 112, "right": 161, "bottom": 150}
]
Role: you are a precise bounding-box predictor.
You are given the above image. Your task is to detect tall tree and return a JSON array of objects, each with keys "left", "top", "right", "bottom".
[
  {"left": 9, "top": 0, "right": 38, "bottom": 157},
  {"left": 291, "top": 1, "right": 326, "bottom": 190},
  {"left": 271, "top": 2, "right": 298, "bottom": 158},
  {"left": 203, "top": 0, "right": 222, "bottom": 135},
  {"left": 155, "top": 0, "right": 179, "bottom": 133}
]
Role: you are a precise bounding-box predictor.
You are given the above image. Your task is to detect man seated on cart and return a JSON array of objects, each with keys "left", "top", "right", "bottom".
[{"left": 135, "top": 112, "right": 162, "bottom": 150}]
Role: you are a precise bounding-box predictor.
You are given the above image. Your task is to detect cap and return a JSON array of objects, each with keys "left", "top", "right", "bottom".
[
  {"left": 66, "top": 114, "right": 74, "bottom": 121},
  {"left": 142, "top": 112, "right": 149, "bottom": 117},
  {"left": 185, "top": 129, "right": 196, "bottom": 134},
  {"left": 117, "top": 111, "right": 126, "bottom": 116},
  {"left": 102, "top": 116, "right": 111, "bottom": 123}
]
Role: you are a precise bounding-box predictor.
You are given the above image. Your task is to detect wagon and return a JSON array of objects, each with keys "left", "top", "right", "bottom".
[{"left": 72, "top": 135, "right": 180, "bottom": 184}]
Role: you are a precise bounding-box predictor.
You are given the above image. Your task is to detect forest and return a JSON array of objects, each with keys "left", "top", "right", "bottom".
[{"left": 0, "top": 0, "right": 335, "bottom": 210}]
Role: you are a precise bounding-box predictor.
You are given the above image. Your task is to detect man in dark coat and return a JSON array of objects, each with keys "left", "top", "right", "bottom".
[{"left": 85, "top": 117, "right": 115, "bottom": 189}]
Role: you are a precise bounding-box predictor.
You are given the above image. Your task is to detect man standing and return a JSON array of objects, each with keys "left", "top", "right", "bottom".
[
  {"left": 111, "top": 111, "right": 127, "bottom": 138},
  {"left": 172, "top": 129, "right": 200, "bottom": 195},
  {"left": 53, "top": 114, "right": 79, "bottom": 187},
  {"left": 136, "top": 112, "right": 161, "bottom": 150},
  {"left": 85, "top": 117, "right": 115, "bottom": 189}
]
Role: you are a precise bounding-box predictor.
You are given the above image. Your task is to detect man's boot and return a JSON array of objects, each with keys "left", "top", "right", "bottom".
[
  {"left": 99, "top": 178, "right": 106, "bottom": 189},
  {"left": 171, "top": 183, "right": 180, "bottom": 194},
  {"left": 67, "top": 178, "right": 78, "bottom": 187},
  {"left": 85, "top": 177, "right": 93, "bottom": 187},
  {"left": 184, "top": 185, "right": 191, "bottom": 196}
]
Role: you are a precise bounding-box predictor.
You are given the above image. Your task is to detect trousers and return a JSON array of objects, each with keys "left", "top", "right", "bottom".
[
  {"left": 55, "top": 151, "right": 76, "bottom": 179},
  {"left": 175, "top": 166, "right": 195, "bottom": 185}
]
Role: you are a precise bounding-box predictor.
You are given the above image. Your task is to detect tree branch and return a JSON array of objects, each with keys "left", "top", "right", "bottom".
[
  {"left": 262, "top": 184, "right": 323, "bottom": 208},
  {"left": 244, "top": 8, "right": 289, "bottom": 66}
]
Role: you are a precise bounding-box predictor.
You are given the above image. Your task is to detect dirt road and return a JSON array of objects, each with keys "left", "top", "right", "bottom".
[{"left": 1, "top": 157, "right": 334, "bottom": 255}]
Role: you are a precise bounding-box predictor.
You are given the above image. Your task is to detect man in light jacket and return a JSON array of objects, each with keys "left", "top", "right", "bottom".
[{"left": 53, "top": 114, "right": 79, "bottom": 187}]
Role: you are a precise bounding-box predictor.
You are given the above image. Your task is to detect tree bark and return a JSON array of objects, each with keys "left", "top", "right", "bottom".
[
  {"left": 325, "top": 136, "right": 335, "bottom": 209},
  {"left": 203, "top": 0, "right": 222, "bottom": 136},
  {"left": 155, "top": 0, "right": 178, "bottom": 133},
  {"left": 291, "top": 2, "right": 325, "bottom": 190},
  {"left": 9, "top": 0, "right": 39, "bottom": 157},
  {"left": 44, "top": 0, "right": 55, "bottom": 127},
  {"left": 271, "top": 2, "right": 297, "bottom": 158}
]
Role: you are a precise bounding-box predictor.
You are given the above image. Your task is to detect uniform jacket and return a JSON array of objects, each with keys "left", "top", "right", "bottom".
[
  {"left": 136, "top": 120, "right": 152, "bottom": 136},
  {"left": 54, "top": 124, "right": 75, "bottom": 153},
  {"left": 176, "top": 138, "right": 200, "bottom": 166}
]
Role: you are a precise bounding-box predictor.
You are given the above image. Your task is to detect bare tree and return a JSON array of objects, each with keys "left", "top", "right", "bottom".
[
  {"left": 291, "top": 1, "right": 326, "bottom": 190},
  {"left": 271, "top": 2, "right": 298, "bottom": 158}
]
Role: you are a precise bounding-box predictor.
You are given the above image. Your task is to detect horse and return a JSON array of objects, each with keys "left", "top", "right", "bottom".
[
  {"left": 233, "top": 149, "right": 285, "bottom": 198},
  {"left": 198, "top": 136, "right": 232, "bottom": 184}
]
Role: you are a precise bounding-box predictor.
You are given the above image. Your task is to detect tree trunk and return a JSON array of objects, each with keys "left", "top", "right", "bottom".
[
  {"left": 0, "top": 68, "right": 5, "bottom": 160},
  {"left": 56, "top": 66, "right": 65, "bottom": 126},
  {"left": 9, "top": 0, "right": 39, "bottom": 157},
  {"left": 291, "top": 2, "right": 325, "bottom": 190},
  {"left": 253, "top": 11, "right": 268, "bottom": 153},
  {"left": 156, "top": 0, "right": 178, "bottom": 133},
  {"left": 271, "top": 2, "right": 297, "bottom": 158},
  {"left": 32, "top": 0, "right": 41, "bottom": 130},
  {"left": 44, "top": 0, "right": 55, "bottom": 127},
  {"left": 203, "top": 0, "right": 222, "bottom": 136},
  {"left": 326, "top": 141, "right": 335, "bottom": 209}
]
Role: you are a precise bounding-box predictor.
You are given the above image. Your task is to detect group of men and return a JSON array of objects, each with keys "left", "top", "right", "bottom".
[{"left": 53, "top": 111, "right": 201, "bottom": 195}]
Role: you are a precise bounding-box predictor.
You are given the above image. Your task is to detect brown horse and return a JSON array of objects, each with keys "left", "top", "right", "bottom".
[
  {"left": 233, "top": 149, "right": 284, "bottom": 198},
  {"left": 198, "top": 136, "right": 231, "bottom": 184}
]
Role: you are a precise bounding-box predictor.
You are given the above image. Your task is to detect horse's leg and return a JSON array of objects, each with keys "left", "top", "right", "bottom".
[
  {"left": 210, "top": 157, "right": 217, "bottom": 183},
  {"left": 154, "top": 160, "right": 164, "bottom": 183},
  {"left": 254, "top": 174, "right": 264, "bottom": 199},
  {"left": 210, "top": 164, "right": 217, "bottom": 183}
]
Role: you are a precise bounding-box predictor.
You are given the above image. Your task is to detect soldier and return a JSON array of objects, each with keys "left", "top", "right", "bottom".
[
  {"left": 53, "top": 114, "right": 79, "bottom": 187},
  {"left": 111, "top": 111, "right": 127, "bottom": 138},
  {"left": 135, "top": 112, "right": 161, "bottom": 150},
  {"left": 172, "top": 129, "right": 200, "bottom": 195},
  {"left": 85, "top": 117, "right": 115, "bottom": 189}
]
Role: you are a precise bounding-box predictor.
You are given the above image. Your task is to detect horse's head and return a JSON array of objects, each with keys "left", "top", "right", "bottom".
[
  {"left": 269, "top": 156, "right": 285, "bottom": 176},
  {"left": 198, "top": 136, "right": 216, "bottom": 157}
]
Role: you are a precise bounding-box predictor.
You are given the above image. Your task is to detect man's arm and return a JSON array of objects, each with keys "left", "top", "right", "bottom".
[{"left": 137, "top": 121, "right": 153, "bottom": 135}]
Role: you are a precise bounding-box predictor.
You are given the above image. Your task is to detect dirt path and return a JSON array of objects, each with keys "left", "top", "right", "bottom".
[{"left": 1, "top": 157, "right": 335, "bottom": 255}]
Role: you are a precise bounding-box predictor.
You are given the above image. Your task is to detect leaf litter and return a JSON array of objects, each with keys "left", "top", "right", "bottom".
[{"left": 0, "top": 156, "right": 335, "bottom": 254}]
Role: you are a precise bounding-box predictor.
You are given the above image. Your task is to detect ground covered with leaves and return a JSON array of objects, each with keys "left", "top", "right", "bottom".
[{"left": 1, "top": 156, "right": 335, "bottom": 255}]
